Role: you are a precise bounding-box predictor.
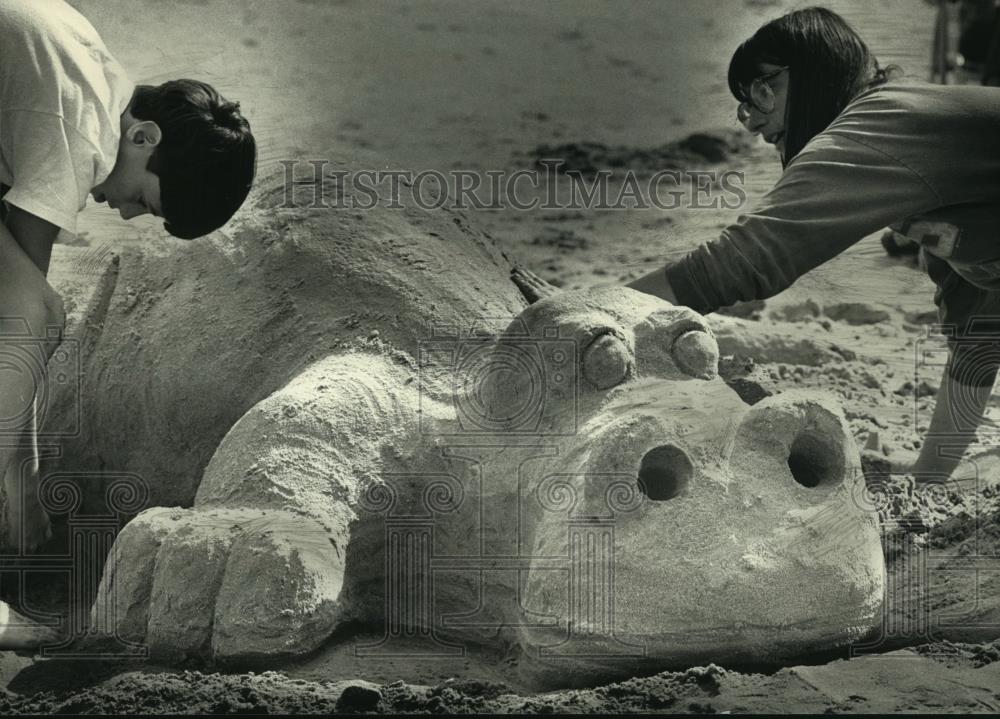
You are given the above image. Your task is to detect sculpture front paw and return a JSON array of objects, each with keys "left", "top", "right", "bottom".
[{"left": 91, "top": 506, "right": 344, "bottom": 663}]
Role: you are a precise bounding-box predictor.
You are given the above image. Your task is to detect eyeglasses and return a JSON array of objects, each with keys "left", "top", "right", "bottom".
[{"left": 736, "top": 66, "right": 788, "bottom": 125}]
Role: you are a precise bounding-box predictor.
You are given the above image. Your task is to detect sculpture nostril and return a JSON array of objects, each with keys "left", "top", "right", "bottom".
[
  {"left": 787, "top": 432, "right": 843, "bottom": 488},
  {"left": 637, "top": 444, "right": 692, "bottom": 500}
]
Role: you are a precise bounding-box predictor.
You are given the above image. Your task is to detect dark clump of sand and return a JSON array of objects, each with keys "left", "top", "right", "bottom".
[
  {"left": 0, "top": 671, "right": 346, "bottom": 715},
  {"left": 2, "top": 640, "right": 999, "bottom": 714},
  {"left": 524, "top": 128, "right": 756, "bottom": 177},
  {"left": 0, "top": 663, "right": 746, "bottom": 714}
]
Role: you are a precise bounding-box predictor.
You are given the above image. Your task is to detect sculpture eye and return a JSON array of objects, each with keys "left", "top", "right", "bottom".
[
  {"left": 581, "top": 331, "right": 632, "bottom": 389},
  {"left": 671, "top": 329, "right": 719, "bottom": 379}
]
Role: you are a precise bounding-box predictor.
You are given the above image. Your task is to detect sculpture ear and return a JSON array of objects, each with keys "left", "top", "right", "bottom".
[{"left": 511, "top": 267, "right": 561, "bottom": 305}]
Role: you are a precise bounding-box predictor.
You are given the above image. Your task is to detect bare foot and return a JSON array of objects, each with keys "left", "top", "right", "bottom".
[
  {"left": 511, "top": 267, "right": 561, "bottom": 304},
  {"left": 0, "top": 600, "right": 60, "bottom": 649}
]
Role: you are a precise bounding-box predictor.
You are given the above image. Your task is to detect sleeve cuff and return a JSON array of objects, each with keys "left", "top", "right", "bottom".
[
  {"left": 2, "top": 191, "right": 76, "bottom": 235},
  {"left": 664, "top": 257, "right": 715, "bottom": 314}
]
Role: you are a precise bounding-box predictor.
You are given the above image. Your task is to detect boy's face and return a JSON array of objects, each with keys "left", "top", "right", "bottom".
[{"left": 91, "top": 109, "right": 163, "bottom": 221}]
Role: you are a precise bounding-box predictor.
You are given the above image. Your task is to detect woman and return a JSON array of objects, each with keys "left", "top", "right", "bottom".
[{"left": 516, "top": 6, "right": 1000, "bottom": 483}]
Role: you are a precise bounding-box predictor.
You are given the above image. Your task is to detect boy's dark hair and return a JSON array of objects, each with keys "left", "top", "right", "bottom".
[
  {"left": 130, "top": 79, "right": 256, "bottom": 239},
  {"left": 727, "top": 7, "right": 899, "bottom": 167}
]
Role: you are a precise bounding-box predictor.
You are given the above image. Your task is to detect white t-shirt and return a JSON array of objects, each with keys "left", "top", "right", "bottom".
[{"left": 0, "top": 0, "right": 133, "bottom": 235}]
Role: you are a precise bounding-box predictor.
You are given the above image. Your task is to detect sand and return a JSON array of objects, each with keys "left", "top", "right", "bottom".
[{"left": 2, "top": 0, "right": 997, "bottom": 714}]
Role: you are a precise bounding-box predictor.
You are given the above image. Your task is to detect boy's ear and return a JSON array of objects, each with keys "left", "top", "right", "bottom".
[{"left": 127, "top": 120, "right": 162, "bottom": 149}]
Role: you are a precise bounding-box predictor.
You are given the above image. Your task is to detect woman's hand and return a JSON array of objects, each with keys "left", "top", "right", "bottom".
[{"left": 626, "top": 266, "right": 678, "bottom": 303}]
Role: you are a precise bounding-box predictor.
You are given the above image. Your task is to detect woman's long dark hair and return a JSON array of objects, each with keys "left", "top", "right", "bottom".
[{"left": 728, "top": 7, "right": 897, "bottom": 166}]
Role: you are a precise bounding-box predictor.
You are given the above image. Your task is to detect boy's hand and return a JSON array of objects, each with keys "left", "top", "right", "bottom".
[{"left": 4, "top": 205, "right": 59, "bottom": 275}]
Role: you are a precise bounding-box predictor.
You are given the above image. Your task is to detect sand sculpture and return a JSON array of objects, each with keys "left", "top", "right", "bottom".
[{"left": 5, "top": 154, "right": 883, "bottom": 684}]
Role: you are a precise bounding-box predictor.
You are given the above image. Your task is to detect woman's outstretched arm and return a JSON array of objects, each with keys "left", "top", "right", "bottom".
[{"left": 658, "top": 133, "right": 938, "bottom": 314}]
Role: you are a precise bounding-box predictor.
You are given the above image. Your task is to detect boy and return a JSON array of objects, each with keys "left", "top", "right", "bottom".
[{"left": 0, "top": 0, "right": 255, "bottom": 645}]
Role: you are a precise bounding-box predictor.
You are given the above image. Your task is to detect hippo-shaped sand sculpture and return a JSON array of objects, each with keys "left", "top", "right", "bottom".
[{"left": 6, "top": 153, "right": 884, "bottom": 686}]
